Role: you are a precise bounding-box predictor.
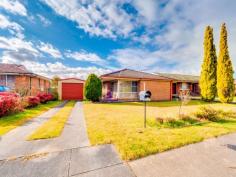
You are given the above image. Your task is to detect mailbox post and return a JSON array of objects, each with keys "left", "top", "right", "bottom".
[{"left": 139, "top": 91, "right": 151, "bottom": 128}]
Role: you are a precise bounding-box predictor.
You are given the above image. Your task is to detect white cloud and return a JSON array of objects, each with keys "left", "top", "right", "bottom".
[
  {"left": 1, "top": 57, "right": 110, "bottom": 79},
  {"left": 109, "top": 0, "right": 236, "bottom": 75},
  {"left": 42, "top": 0, "right": 138, "bottom": 38},
  {"left": 65, "top": 50, "right": 103, "bottom": 62},
  {"left": 38, "top": 42, "right": 62, "bottom": 58},
  {"left": 37, "top": 14, "right": 52, "bottom": 26},
  {"left": 0, "top": 36, "right": 39, "bottom": 56},
  {"left": 0, "top": 0, "right": 27, "bottom": 16},
  {"left": 132, "top": 0, "right": 158, "bottom": 25},
  {"left": 0, "top": 14, "right": 24, "bottom": 38}
]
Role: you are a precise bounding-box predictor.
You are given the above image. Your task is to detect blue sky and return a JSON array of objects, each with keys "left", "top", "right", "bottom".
[{"left": 0, "top": 0, "right": 236, "bottom": 79}]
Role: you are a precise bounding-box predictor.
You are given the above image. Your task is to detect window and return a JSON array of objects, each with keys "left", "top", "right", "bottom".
[
  {"left": 6, "top": 75, "right": 15, "bottom": 89},
  {"left": 0, "top": 75, "right": 6, "bottom": 86},
  {"left": 131, "top": 81, "right": 138, "bottom": 92},
  {"left": 119, "top": 81, "right": 138, "bottom": 93},
  {"left": 120, "top": 81, "right": 131, "bottom": 92},
  {"left": 181, "top": 83, "right": 188, "bottom": 90}
]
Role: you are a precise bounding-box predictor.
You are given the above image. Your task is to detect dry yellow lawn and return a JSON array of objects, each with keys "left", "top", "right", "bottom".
[{"left": 84, "top": 101, "right": 236, "bottom": 160}]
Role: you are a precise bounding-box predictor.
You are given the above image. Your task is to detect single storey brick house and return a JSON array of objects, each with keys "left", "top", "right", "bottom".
[
  {"left": 0, "top": 63, "right": 50, "bottom": 96},
  {"left": 100, "top": 69, "right": 172, "bottom": 101},
  {"left": 156, "top": 73, "right": 200, "bottom": 97}
]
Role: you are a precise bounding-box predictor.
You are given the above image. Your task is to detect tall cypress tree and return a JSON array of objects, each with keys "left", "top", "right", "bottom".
[
  {"left": 217, "top": 23, "right": 234, "bottom": 103},
  {"left": 199, "top": 26, "right": 217, "bottom": 101}
]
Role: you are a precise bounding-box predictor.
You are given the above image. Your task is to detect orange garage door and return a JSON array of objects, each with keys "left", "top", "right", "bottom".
[{"left": 62, "top": 83, "right": 83, "bottom": 100}]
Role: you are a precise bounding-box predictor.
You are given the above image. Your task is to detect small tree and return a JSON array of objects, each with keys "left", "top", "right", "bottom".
[
  {"left": 199, "top": 26, "right": 217, "bottom": 101},
  {"left": 51, "top": 76, "right": 60, "bottom": 89},
  {"left": 85, "top": 74, "right": 102, "bottom": 102},
  {"left": 50, "top": 76, "right": 60, "bottom": 100},
  {"left": 217, "top": 23, "right": 234, "bottom": 103}
]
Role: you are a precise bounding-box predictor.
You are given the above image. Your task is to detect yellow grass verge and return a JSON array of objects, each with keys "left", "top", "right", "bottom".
[{"left": 27, "top": 101, "right": 76, "bottom": 140}]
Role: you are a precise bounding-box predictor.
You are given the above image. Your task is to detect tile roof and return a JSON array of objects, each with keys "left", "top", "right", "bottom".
[
  {"left": 156, "top": 73, "right": 199, "bottom": 82},
  {"left": 101, "top": 69, "right": 170, "bottom": 80},
  {"left": 0, "top": 63, "right": 31, "bottom": 74},
  {"left": 0, "top": 63, "right": 50, "bottom": 81}
]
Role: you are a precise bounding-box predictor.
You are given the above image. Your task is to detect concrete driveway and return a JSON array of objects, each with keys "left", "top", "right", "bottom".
[
  {"left": 0, "top": 101, "right": 90, "bottom": 160},
  {"left": 129, "top": 133, "right": 236, "bottom": 177}
]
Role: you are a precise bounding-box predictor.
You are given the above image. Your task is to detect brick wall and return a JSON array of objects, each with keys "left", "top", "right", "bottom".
[
  {"left": 15, "top": 75, "right": 50, "bottom": 96},
  {"left": 140, "top": 80, "right": 172, "bottom": 101},
  {"left": 15, "top": 76, "right": 30, "bottom": 95}
]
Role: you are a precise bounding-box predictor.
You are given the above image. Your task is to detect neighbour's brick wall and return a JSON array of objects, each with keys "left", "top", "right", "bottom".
[
  {"left": 15, "top": 76, "right": 50, "bottom": 96},
  {"left": 140, "top": 80, "right": 171, "bottom": 101},
  {"left": 15, "top": 76, "right": 30, "bottom": 93}
]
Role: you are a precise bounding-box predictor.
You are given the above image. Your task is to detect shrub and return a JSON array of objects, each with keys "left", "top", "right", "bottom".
[
  {"left": 37, "top": 93, "right": 54, "bottom": 103},
  {"left": 37, "top": 93, "right": 47, "bottom": 103},
  {"left": 27, "top": 96, "right": 40, "bottom": 108},
  {"left": 156, "top": 117, "right": 164, "bottom": 124},
  {"left": 50, "top": 88, "right": 58, "bottom": 100},
  {"left": 85, "top": 74, "right": 102, "bottom": 102},
  {"left": 0, "top": 93, "right": 22, "bottom": 117},
  {"left": 194, "top": 106, "right": 220, "bottom": 121},
  {"left": 156, "top": 115, "right": 199, "bottom": 128}
]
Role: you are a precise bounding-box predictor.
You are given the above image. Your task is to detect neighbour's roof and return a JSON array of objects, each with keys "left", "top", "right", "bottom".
[
  {"left": 156, "top": 73, "right": 199, "bottom": 82},
  {"left": 0, "top": 63, "right": 50, "bottom": 81},
  {"left": 101, "top": 69, "right": 171, "bottom": 80},
  {"left": 0, "top": 63, "right": 31, "bottom": 74}
]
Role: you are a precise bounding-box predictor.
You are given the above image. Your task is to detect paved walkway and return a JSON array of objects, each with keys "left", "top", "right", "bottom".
[{"left": 129, "top": 133, "right": 236, "bottom": 177}]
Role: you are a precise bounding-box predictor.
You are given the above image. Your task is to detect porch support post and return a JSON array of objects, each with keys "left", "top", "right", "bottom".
[
  {"left": 5, "top": 75, "right": 8, "bottom": 86},
  {"left": 117, "top": 80, "right": 120, "bottom": 99}
]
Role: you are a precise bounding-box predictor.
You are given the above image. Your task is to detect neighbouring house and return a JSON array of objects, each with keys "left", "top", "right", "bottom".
[
  {"left": 156, "top": 73, "right": 200, "bottom": 97},
  {"left": 58, "top": 78, "right": 85, "bottom": 100},
  {"left": 0, "top": 63, "right": 50, "bottom": 96},
  {"left": 100, "top": 69, "right": 172, "bottom": 101}
]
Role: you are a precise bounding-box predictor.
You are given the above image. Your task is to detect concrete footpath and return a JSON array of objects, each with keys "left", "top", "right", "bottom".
[
  {"left": 0, "top": 144, "right": 134, "bottom": 177},
  {"left": 129, "top": 133, "right": 236, "bottom": 177}
]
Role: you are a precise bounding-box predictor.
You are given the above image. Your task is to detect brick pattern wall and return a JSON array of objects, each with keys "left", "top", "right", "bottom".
[
  {"left": 140, "top": 80, "right": 171, "bottom": 101},
  {"left": 15, "top": 75, "right": 50, "bottom": 96}
]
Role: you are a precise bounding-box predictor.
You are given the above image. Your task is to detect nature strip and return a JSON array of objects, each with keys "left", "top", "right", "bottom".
[{"left": 27, "top": 101, "right": 76, "bottom": 140}]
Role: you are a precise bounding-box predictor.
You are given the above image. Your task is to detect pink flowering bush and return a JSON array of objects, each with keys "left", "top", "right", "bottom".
[
  {"left": 27, "top": 96, "right": 40, "bottom": 108},
  {"left": 37, "top": 93, "right": 54, "bottom": 104},
  {"left": 0, "top": 92, "right": 22, "bottom": 117}
]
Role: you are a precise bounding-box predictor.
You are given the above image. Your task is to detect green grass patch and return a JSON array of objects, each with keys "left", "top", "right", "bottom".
[
  {"left": 0, "top": 101, "right": 62, "bottom": 136},
  {"left": 83, "top": 102, "right": 236, "bottom": 160},
  {"left": 27, "top": 101, "right": 76, "bottom": 140}
]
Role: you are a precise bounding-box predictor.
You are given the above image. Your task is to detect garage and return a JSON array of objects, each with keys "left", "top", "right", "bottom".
[{"left": 58, "top": 78, "right": 85, "bottom": 100}]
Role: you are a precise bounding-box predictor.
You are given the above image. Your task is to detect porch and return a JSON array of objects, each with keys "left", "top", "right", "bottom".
[
  {"left": 172, "top": 82, "right": 200, "bottom": 97},
  {"left": 102, "top": 80, "right": 139, "bottom": 101}
]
